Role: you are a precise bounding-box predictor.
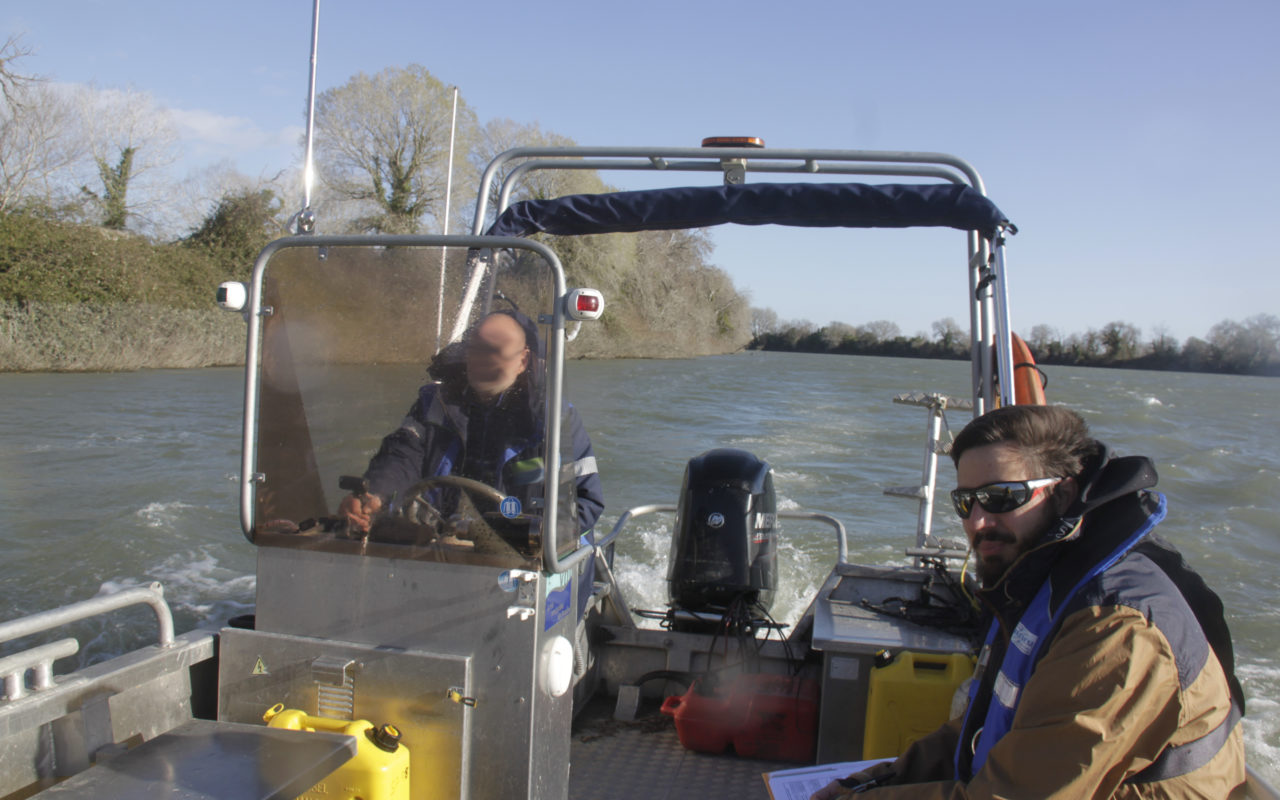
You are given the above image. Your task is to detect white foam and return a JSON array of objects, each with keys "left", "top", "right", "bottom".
[
  {"left": 80, "top": 432, "right": 146, "bottom": 448},
  {"left": 1237, "top": 661, "right": 1280, "bottom": 784},
  {"left": 773, "top": 537, "right": 822, "bottom": 625},
  {"left": 135, "top": 501, "right": 197, "bottom": 529}
]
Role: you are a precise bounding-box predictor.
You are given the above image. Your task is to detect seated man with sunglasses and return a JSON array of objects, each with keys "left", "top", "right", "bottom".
[{"left": 815, "top": 404, "right": 1244, "bottom": 799}]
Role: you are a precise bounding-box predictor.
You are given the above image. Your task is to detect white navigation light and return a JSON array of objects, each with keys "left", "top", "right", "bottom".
[
  {"left": 216, "top": 281, "right": 248, "bottom": 312},
  {"left": 542, "top": 635, "right": 574, "bottom": 697},
  {"left": 565, "top": 288, "right": 604, "bottom": 321}
]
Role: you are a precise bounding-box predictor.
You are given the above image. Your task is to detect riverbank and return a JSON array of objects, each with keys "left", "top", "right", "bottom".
[
  {"left": 0, "top": 302, "right": 244, "bottom": 372},
  {"left": 0, "top": 301, "right": 748, "bottom": 371}
]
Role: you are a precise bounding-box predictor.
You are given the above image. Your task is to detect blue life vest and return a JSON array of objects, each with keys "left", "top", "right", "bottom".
[{"left": 956, "top": 493, "right": 1167, "bottom": 777}]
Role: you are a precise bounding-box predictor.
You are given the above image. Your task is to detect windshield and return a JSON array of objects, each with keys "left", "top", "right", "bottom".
[{"left": 247, "top": 242, "right": 574, "bottom": 570}]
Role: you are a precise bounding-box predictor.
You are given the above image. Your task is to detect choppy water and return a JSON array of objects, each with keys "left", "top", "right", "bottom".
[{"left": 2, "top": 352, "right": 1277, "bottom": 780}]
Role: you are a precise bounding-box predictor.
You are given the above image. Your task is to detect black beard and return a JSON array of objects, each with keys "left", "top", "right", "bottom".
[
  {"left": 974, "top": 513, "right": 1062, "bottom": 586},
  {"left": 976, "top": 555, "right": 1008, "bottom": 586}
]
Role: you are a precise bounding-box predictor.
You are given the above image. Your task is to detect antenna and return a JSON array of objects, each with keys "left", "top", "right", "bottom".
[
  {"left": 435, "top": 85, "right": 459, "bottom": 352},
  {"left": 295, "top": 0, "right": 321, "bottom": 234}
]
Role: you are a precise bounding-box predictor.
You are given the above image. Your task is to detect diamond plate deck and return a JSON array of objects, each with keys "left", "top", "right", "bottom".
[{"left": 568, "top": 699, "right": 792, "bottom": 800}]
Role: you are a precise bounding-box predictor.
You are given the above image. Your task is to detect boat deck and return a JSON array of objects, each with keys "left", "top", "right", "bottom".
[{"left": 568, "top": 697, "right": 790, "bottom": 800}]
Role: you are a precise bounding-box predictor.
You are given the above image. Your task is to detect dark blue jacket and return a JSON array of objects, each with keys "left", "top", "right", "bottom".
[{"left": 363, "top": 381, "right": 604, "bottom": 535}]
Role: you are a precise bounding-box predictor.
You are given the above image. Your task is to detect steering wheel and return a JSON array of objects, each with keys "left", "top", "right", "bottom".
[
  {"left": 397, "top": 474, "right": 506, "bottom": 526},
  {"left": 392, "top": 475, "right": 531, "bottom": 557}
]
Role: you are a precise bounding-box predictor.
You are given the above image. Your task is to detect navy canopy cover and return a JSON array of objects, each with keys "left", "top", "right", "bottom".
[{"left": 485, "top": 182, "right": 1009, "bottom": 241}]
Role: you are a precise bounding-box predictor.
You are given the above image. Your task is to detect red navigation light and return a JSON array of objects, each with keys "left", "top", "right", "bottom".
[
  {"left": 566, "top": 288, "right": 605, "bottom": 321},
  {"left": 701, "top": 136, "right": 765, "bottom": 148}
]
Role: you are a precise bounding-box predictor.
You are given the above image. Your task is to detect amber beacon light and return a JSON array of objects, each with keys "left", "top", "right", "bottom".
[{"left": 701, "top": 136, "right": 766, "bottom": 148}]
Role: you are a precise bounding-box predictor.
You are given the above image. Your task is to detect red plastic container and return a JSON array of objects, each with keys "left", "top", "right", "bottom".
[{"left": 660, "top": 673, "right": 818, "bottom": 762}]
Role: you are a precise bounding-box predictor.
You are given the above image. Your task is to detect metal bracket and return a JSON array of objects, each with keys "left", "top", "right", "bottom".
[
  {"left": 312, "top": 655, "right": 355, "bottom": 719},
  {"left": 311, "top": 655, "right": 355, "bottom": 685},
  {"left": 720, "top": 158, "right": 747, "bottom": 185},
  {"left": 613, "top": 684, "right": 641, "bottom": 721},
  {"left": 506, "top": 570, "right": 538, "bottom": 622}
]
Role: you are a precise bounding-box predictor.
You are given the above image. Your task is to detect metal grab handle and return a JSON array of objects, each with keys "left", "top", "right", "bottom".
[
  {"left": 0, "top": 582, "right": 175, "bottom": 649},
  {"left": 777, "top": 510, "right": 849, "bottom": 564},
  {"left": 597, "top": 505, "right": 849, "bottom": 564}
]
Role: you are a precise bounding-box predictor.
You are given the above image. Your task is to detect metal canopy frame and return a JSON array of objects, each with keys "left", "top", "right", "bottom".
[{"left": 460, "top": 145, "right": 1015, "bottom": 415}]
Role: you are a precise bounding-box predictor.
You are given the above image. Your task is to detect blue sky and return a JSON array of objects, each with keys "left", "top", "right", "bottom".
[{"left": 5, "top": 0, "right": 1278, "bottom": 342}]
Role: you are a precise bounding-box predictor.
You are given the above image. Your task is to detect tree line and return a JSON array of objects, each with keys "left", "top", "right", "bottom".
[{"left": 749, "top": 310, "right": 1280, "bottom": 377}]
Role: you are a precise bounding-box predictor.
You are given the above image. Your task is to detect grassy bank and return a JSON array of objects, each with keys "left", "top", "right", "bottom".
[
  {"left": 0, "top": 302, "right": 245, "bottom": 372},
  {"left": 0, "top": 210, "right": 252, "bottom": 371},
  {"left": 0, "top": 299, "right": 749, "bottom": 372},
  {"left": 1, "top": 210, "right": 751, "bottom": 371}
]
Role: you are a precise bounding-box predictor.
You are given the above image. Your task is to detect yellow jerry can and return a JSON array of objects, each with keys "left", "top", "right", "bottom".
[
  {"left": 862, "top": 651, "right": 976, "bottom": 760},
  {"left": 263, "top": 703, "right": 410, "bottom": 800}
]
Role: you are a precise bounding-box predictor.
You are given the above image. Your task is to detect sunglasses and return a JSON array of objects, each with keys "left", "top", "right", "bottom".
[{"left": 950, "top": 478, "right": 1061, "bottom": 519}]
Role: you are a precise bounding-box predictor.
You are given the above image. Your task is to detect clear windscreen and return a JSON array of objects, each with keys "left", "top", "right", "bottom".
[{"left": 249, "top": 242, "right": 575, "bottom": 569}]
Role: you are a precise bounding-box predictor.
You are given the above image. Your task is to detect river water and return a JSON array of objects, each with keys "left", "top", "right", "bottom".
[{"left": 2, "top": 352, "right": 1277, "bottom": 781}]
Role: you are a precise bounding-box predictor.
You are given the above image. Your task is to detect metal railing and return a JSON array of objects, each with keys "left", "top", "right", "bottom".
[
  {"left": 0, "top": 583, "right": 175, "bottom": 701},
  {"left": 597, "top": 504, "right": 850, "bottom": 565}
]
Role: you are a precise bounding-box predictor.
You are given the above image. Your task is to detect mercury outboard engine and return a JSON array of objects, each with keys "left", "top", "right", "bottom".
[{"left": 667, "top": 449, "right": 777, "bottom": 631}]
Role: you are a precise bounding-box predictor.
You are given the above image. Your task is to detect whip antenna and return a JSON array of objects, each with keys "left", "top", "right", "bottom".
[
  {"left": 435, "top": 86, "right": 460, "bottom": 353},
  {"left": 294, "top": 0, "right": 320, "bottom": 234}
]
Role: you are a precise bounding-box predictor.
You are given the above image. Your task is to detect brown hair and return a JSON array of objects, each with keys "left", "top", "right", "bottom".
[{"left": 950, "top": 405, "right": 1095, "bottom": 480}]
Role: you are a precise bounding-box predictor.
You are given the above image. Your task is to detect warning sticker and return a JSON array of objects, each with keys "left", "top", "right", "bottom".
[{"left": 252, "top": 656, "right": 269, "bottom": 676}]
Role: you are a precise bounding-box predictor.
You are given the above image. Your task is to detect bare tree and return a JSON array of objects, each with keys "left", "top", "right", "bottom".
[
  {"left": 931, "top": 316, "right": 966, "bottom": 354},
  {"left": 0, "top": 39, "right": 89, "bottom": 214},
  {"left": 314, "top": 65, "right": 478, "bottom": 234},
  {"left": 0, "top": 82, "right": 85, "bottom": 214},
  {"left": 75, "top": 86, "right": 179, "bottom": 232},
  {"left": 750, "top": 306, "right": 779, "bottom": 339},
  {"left": 1100, "top": 320, "right": 1142, "bottom": 362},
  {"left": 0, "top": 35, "right": 36, "bottom": 110},
  {"left": 1208, "top": 313, "right": 1280, "bottom": 372},
  {"left": 1067, "top": 328, "right": 1103, "bottom": 362},
  {"left": 1149, "top": 323, "right": 1180, "bottom": 359},
  {"left": 1027, "top": 324, "right": 1057, "bottom": 354},
  {"left": 469, "top": 118, "right": 609, "bottom": 230},
  {"left": 857, "top": 319, "right": 901, "bottom": 343},
  {"left": 823, "top": 321, "right": 857, "bottom": 350}
]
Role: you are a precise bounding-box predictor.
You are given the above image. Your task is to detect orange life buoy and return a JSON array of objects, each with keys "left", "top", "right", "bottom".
[{"left": 1011, "top": 332, "right": 1046, "bottom": 405}]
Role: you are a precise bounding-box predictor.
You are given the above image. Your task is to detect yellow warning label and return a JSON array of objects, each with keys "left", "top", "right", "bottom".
[{"left": 252, "top": 656, "right": 269, "bottom": 675}]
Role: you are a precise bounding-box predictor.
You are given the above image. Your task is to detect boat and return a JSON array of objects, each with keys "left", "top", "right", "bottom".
[{"left": 1, "top": 135, "right": 1275, "bottom": 799}]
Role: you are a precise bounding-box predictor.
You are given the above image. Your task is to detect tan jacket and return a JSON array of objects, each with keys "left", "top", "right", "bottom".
[
  {"left": 840, "top": 452, "right": 1245, "bottom": 798},
  {"left": 840, "top": 602, "right": 1244, "bottom": 798}
]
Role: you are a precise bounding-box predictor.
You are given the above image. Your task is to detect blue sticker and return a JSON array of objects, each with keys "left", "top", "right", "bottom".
[
  {"left": 545, "top": 578, "right": 571, "bottom": 631},
  {"left": 500, "top": 496, "right": 522, "bottom": 519},
  {"left": 498, "top": 570, "right": 518, "bottom": 593}
]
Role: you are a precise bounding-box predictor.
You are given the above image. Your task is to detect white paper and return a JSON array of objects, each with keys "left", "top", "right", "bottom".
[{"left": 762, "top": 758, "right": 893, "bottom": 800}]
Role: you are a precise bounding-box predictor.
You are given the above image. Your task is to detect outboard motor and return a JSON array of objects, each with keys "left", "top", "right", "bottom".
[{"left": 667, "top": 449, "right": 777, "bottom": 629}]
